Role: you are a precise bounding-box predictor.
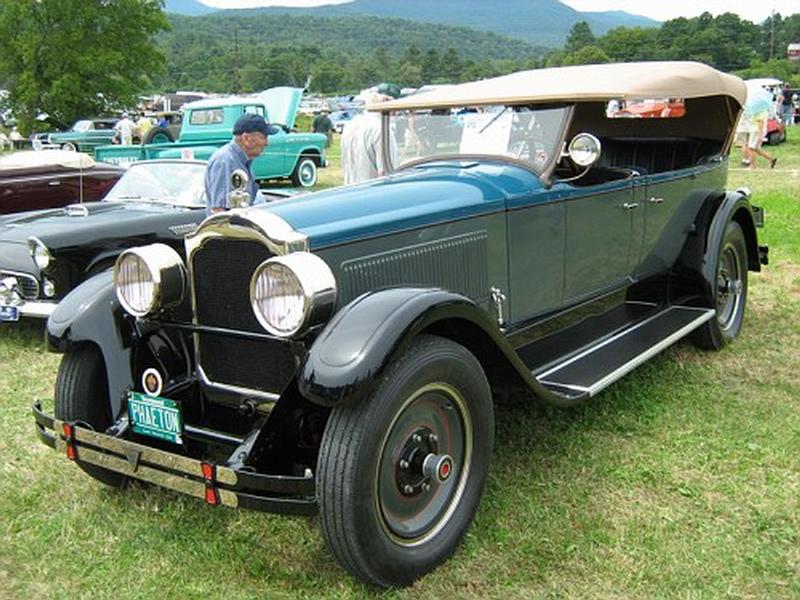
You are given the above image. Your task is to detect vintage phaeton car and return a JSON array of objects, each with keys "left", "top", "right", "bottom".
[
  {"left": 0, "top": 150, "right": 123, "bottom": 215},
  {"left": 0, "top": 160, "right": 209, "bottom": 320},
  {"left": 33, "top": 62, "right": 767, "bottom": 587}
]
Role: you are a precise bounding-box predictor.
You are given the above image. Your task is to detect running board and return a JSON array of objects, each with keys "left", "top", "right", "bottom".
[{"left": 535, "top": 306, "right": 715, "bottom": 399}]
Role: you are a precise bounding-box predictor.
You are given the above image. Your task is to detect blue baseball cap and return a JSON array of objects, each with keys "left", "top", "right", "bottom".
[{"left": 233, "top": 113, "right": 280, "bottom": 136}]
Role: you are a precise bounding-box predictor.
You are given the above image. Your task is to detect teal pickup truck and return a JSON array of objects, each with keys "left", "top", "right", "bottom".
[{"left": 94, "top": 87, "right": 327, "bottom": 187}]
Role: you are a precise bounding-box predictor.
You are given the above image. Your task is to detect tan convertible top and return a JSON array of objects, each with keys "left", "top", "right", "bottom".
[{"left": 374, "top": 62, "right": 746, "bottom": 111}]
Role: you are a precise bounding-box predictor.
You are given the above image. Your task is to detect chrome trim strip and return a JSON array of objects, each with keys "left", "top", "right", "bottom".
[
  {"left": 197, "top": 365, "right": 281, "bottom": 403},
  {"left": 541, "top": 381, "right": 590, "bottom": 393},
  {"left": 185, "top": 208, "right": 308, "bottom": 259},
  {"left": 536, "top": 306, "right": 712, "bottom": 380},
  {"left": 585, "top": 310, "right": 714, "bottom": 396}
]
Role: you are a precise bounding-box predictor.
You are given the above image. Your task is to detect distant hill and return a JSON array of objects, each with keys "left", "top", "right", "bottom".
[
  {"left": 163, "top": 12, "right": 543, "bottom": 62},
  {"left": 174, "top": 0, "right": 658, "bottom": 47},
  {"left": 164, "top": 0, "right": 215, "bottom": 16}
]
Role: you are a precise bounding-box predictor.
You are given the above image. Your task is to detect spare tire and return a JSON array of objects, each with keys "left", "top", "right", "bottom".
[{"left": 144, "top": 126, "right": 175, "bottom": 144}]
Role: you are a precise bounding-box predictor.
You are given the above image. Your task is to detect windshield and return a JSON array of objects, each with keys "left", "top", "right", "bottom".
[
  {"left": 390, "top": 105, "right": 568, "bottom": 175},
  {"left": 105, "top": 162, "right": 207, "bottom": 207},
  {"left": 72, "top": 120, "right": 92, "bottom": 132}
]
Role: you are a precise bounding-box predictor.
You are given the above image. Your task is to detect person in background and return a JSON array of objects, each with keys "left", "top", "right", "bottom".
[
  {"left": 9, "top": 126, "right": 24, "bottom": 149},
  {"left": 114, "top": 112, "right": 135, "bottom": 145},
  {"left": 0, "top": 130, "right": 10, "bottom": 151},
  {"left": 157, "top": 113, "right": 169, "bottom": 128},
  {"left": 311, "top": 108, "right": 334, "bottom": 148},
  {"left": 136, "top": 113, "right": 153, "bottom": 142},
  {"left": 746, "top": 109, "right": 777, "bottom": 170},
  {"left": 779, "top": 84, "right": 794, "bottom": 127},
  {"left": 341, "top": 90, "right": 399, "bottom": 185},
  {"left": 204, "top": 113, "right": 278, "bottom": 215}
]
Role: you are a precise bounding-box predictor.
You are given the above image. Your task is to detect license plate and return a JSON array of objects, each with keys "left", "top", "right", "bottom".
[
  {"left": 128, "top": 391, "right": 183, "bottom": 444},
  {"left": 0, "top": 305, "right": 19, "bottom": 322}
]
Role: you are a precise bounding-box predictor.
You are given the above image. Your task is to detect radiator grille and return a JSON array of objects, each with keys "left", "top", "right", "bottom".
[
  {"left": 340, "top": 232, "right": 489, "bottom": 305},
  {"left": 191, "top": 238, "right": 295, "bottom": 393},
  {"left": 0, "top": 270, "right": 39, "bottom": 299}
]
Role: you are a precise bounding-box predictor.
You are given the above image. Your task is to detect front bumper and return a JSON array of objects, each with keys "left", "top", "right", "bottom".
[
  {"left": 33, "top": 401, "right": 316, "bottom": 515},
  {"left": 2, "top": 298, "right": 58, "bottom": 319}
]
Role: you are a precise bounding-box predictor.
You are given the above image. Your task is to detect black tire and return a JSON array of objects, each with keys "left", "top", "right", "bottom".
[
  {"left": 767, "top": 131, "right": 781, "bottom": 145},
  {"left": 291, "top": 156, "right": 318, "bottom": 188},
  {"left": 144, "top": 126, "right": 174, "bottom": 145},
  {"left": 317, "top": 335, "right": 494, "bottom": 587},
  {"left": 55, "top": 344, "right": 128, "bottom": 488},
  {"left": 691, "top": 221, "right": 748, "bottom": 350}
]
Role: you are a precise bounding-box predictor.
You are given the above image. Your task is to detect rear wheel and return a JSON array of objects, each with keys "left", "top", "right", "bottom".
[
  {"left": 317, "top": 335, "right": 494, "bottom": 587},
  {"left": 55, "top": 344, "right": 127, "bottom": 488},
  {"left": 144, "top": 126, "right": 175, "bottom": 145},
  {"left": 60, "top": 142, "right": 76, "bottom": 152},
  {"left": 291, "top": 156, "right": 318, "bottom": 188},
  {"left": 692, "top": 221, "right": 748, "bottom": 350}
]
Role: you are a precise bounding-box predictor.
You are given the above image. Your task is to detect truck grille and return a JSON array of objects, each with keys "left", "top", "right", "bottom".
[
  {"left": 0, "top": 270, "right": 39, "bottom": 299},
  {"left": 191, "top": 238, "right": 297, "bottom": 394}
]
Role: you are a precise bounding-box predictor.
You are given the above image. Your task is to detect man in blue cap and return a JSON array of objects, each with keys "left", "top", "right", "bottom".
[{"left": 204, "top": 113, "right": 279, "bottom": 215}]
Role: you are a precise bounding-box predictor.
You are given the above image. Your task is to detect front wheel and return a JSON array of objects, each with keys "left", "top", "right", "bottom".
[
  {"left": 691, "top": 220, "right": 748, "bottom": 350},
  {"left": 55, "top": 344, "right": 128, "bottom": 488},
  {"left": 291, "top": 156, "right": 318, "bottom": 188},
  {"left": 60, "top": 142, "right": 77, "bottom": 152},
  {"left": 317, "top": 335, "right": 494, "bottom": 587}
]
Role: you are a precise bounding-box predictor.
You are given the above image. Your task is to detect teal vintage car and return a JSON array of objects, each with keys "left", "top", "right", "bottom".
[
  {"left": 94, "top": 88, "right": 327, "bottom": 187},
  {"left": 47, "top": 118, "right": 119, "bottom": 153},
  {"left": 33, "top": 62, "right": 767, "bottom": 587}
]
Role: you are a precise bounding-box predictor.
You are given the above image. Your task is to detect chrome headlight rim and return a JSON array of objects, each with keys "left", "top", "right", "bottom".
[
  {"left": 114, "top": 244, "right": 186, "bottom": 318},
  {"left": 28, "top": 237, "right": 53, "bottom": 271},
  {"left": 250, "top": 252, "right": 336, "bottom": 338}
]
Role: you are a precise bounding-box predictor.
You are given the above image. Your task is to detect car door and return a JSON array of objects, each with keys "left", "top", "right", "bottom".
[{"left": 562, "top": 177, "right": 643, "bottom": 303}]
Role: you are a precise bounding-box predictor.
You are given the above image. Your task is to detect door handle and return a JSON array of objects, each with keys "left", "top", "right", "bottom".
[
  {"left": 48, "top": 180, "right": 61, "bottom": 186},
  {"left": 648, "top": 197, "right": 664, "bottom": 204},
  {"left": 622, "top": 202, "right": 639, "bottom": 210}
]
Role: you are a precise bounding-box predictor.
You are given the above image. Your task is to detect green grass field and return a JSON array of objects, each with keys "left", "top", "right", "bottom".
[{"left": 1, "top": 133, "right": 798, "bottom": 599}]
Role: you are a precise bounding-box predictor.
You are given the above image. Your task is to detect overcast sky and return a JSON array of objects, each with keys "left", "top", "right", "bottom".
[{"left": 202, "top": 0, "right": 798, "bottom": 23}]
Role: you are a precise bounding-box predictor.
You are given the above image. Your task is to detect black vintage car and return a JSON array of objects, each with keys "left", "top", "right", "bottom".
[
  {"left": 33, "top": 62, "right": 767, "bottom": 587},
  {"left": 0, "top": 160, "right": 208, "bottom": 320}
]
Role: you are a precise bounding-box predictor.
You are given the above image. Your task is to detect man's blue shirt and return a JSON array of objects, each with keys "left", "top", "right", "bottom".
[{"left": 204, "top": 141, "right": 259, "bottom": 215}]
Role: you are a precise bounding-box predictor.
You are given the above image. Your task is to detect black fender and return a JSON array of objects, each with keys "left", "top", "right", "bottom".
[
  {"left": 297, "top": 287, "right": 563, "bottom": 408},
  {"left": 47, "top": 271, "right": 133, "bottom": 417},
  {"left": 678, "top": 188, "right": 762, "bottom": 304}
]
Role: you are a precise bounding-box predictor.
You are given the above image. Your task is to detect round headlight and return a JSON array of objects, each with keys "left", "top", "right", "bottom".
[
  {"left": 28, "top": 237, "right": 52, "bottom": 270},
  {"left": 114, "top": 244, "right": 186, "bottom": 317},
  {"left": 251, "top": 253, "right": 335, "bottom": 337}
]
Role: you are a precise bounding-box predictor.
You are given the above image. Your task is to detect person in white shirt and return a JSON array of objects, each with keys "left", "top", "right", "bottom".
[
  {"left": 341, "top": 92, "right": 397, "bottom": 185},
  {"left": 114, "top": 112, "right": 136, "bottom": 145}
]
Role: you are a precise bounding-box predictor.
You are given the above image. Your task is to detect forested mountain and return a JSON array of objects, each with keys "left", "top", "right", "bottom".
[
  {"left": 171, "top": 0, "right": 658, "bottom": 47},
  {"left": 155, "top": 9, "right": 800, "bottom": 95},
  {"left": 157, "top": 13, "right": 544, "bottom": 92}
]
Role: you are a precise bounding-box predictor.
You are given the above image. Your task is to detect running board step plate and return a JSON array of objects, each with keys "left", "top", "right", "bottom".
[{"left": 536, "top": 306, "right": 715, "bottom": 398}]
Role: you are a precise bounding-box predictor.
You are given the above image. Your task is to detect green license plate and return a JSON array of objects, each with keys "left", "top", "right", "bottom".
[{"left": 128, "top": 391, "right": 183, "bottom": 444}]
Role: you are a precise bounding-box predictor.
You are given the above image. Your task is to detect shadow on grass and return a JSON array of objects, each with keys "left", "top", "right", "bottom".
[{"left": 0, "top": 318, "right": 47, "bottom": 348}]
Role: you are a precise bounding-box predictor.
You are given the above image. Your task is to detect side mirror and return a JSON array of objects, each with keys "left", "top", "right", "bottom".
[
  {"left": 566, "top": 133, "right": 601, "bottom": 167},
  {"left": 227, "top": 169, "right": 250, "bottom": 209}
]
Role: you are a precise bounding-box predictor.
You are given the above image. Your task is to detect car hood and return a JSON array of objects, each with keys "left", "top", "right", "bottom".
[
  {"left": 260, "top": 87, "right": 303, "bottom": 129},
  {"left": 0, "top": 201, "right": 203, "bottom": 247},
  {"left": 265, "top": 161, "right": 544, "bottom": 248}
]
